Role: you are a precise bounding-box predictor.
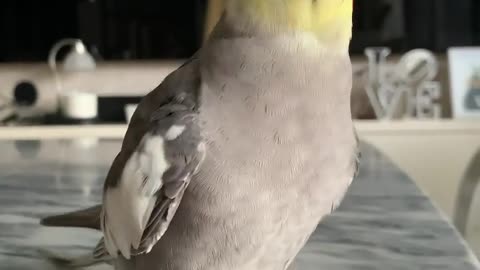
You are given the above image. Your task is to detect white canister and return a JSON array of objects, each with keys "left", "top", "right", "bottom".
[
  {"left": 60, "top": 90, "right": 98, "bottom": 120},
  {"left": 124, "top": 104, "right": 138, "bottom": 124}
]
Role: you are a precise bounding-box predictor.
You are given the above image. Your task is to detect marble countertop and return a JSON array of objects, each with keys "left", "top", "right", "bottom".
[{"left": 0, "top": 139, "right": 478, "bottom": 270}]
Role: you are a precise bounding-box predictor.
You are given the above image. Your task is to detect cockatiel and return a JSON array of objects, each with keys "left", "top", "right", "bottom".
[{"left": 40, "top": 0, "right": 359, "bottom": 269}]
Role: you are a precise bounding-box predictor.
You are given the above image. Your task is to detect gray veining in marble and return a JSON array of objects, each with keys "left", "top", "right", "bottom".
[{"left": 0, "top": 139, "right": 478, "bottom": 270}]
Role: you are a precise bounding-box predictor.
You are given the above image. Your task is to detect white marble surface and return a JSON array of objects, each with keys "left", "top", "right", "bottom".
[{"left": 0, "top": 139, "right": 478, "bottom": 270}]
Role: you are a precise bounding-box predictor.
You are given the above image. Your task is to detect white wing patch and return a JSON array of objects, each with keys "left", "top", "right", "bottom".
[
  {"left": 165, "top": 125, "right": 186, "bottom": 141},
  {"left": 102, "top": 134, "right": 170, "bottom": 259},
  {"left": 139, "top": 136, "right": 170, "bottom": 196}
]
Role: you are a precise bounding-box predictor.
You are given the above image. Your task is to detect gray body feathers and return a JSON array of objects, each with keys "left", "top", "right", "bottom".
[{"left": 40, "top": 15, "right": 358, "bottom": 270}]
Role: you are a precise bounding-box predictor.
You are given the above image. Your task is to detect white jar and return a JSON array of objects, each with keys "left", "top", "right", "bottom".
[{"left": 60, "top": 90, "right": 98, "bottom": 120}]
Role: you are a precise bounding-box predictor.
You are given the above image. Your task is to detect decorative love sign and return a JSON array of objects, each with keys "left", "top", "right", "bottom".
[{"left": 364, "top": 47, "right": 442, "bottom": 120}]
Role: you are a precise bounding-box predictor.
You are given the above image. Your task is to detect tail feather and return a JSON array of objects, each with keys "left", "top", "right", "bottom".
[
  {"left": 39, "top": 249, "right": 112, "bottom": 268},
  {"left": 40, "top": 205, "right": 102, "bottom": 231}
]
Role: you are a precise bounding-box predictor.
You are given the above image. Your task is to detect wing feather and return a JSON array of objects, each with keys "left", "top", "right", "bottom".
[{"left": 98, "top": 57, "right": 205, "bottom": 259}]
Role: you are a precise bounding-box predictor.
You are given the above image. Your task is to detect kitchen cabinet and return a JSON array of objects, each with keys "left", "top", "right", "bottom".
[{"left": 1, "top": 0, "right": 479, "bottom": 62}]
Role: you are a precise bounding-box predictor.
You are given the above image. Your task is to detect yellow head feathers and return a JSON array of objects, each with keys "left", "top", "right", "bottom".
[{"left": 225, "top": 0, "right": 353, "bottom": 48}]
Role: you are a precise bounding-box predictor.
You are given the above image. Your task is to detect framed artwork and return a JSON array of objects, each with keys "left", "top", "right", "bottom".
[{"left": 448, "top": 47, "right": 480, "bottom": 118}]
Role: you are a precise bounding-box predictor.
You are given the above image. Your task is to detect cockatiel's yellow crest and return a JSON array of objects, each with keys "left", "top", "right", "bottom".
[{"left": 226, "top": 0, "right": 353, "bottom": 49}]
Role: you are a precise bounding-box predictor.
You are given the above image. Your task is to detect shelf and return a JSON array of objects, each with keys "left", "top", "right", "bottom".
[
  {"left": 0, "top": 125, "right": 127, "bottom": 140},
  {"left": 355, "top": 119, "right": 480, "bottom": 136},
  {"left": 0, "top": 119, "right": 478, "bottom": 140}
]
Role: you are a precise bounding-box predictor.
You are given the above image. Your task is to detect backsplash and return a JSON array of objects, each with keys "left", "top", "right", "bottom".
[
  {"left": 0, "top": 61, "right": 181, "bottom": 115},
  {"left": 0, "top": 57, "right": 453, "bottom": 118}
]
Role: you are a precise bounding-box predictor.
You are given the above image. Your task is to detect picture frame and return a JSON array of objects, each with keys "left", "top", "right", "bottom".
[{"left": 447, "top": 47, "right": 480, "bottom": 118}]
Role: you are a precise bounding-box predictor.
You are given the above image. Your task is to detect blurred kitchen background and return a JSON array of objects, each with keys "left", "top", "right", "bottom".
[{"left": 0, "top": 0, "right": 480, "bottom": 259}]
